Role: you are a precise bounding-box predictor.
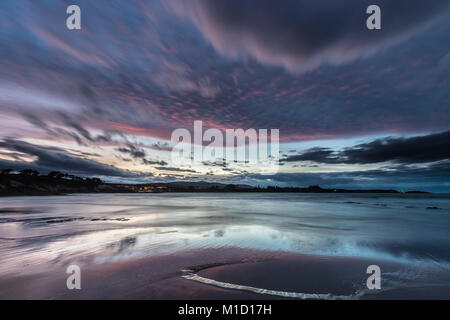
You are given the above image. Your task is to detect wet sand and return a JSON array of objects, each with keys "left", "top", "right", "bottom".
[
  {"left": 2, "top": 193, "right": 450, "bottom": 300},
  {"left": 1, "top": 247, "right": 449, "bottom": 300}
]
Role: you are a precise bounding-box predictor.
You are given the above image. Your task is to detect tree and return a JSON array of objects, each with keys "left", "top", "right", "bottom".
[
  {"left": 61, "top": 173, "right": 70, "bottom": 179},
  {"left": 48, "top": 171, "right": 64, "bottom": 179},
  {"left": 225, "top": 184, "right": 237, "bottom": 191},
  {"left": 20, "top": 169, "right": 39, "bottom": 176},
  {"left": 0, "top": 169, "right": 13, "bottom": 175},
  {"left": 67, "top": 174, "right": 83, "bottom": 181},
  {"left": 91, "top": 177, "right": 103, "bottom": 185}
]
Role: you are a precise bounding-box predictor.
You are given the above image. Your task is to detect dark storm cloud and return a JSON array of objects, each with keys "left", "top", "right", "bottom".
[
  {"left": 179, "top": 0, "right": 450, "bottom": 72},
  {"left": 0, "top": 139, "right": 148, "bottom": 178},
  {"left": 282, "top": 131, "right": 450, "bottom": 165}
]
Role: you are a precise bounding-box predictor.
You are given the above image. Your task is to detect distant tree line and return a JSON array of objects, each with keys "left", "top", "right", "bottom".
[{"left": 0, "top": 168, "right": 103, "bottom": 185}]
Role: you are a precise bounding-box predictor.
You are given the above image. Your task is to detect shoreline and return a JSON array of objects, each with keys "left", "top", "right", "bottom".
[
  {"left": 1, "top": 190, "right": 443, "bottom": 197},
  {"left": 1, "top": 173, "right": 430, "bottom": 196}
]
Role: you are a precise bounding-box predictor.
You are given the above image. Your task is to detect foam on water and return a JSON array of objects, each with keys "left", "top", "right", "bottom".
[{"left": 182, "top": 268, "right": 362, "bottom": 300}]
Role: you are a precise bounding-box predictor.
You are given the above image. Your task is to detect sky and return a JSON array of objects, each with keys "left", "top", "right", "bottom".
[{"left": 0, "top": 0, "right": 449, "bottom": 192}]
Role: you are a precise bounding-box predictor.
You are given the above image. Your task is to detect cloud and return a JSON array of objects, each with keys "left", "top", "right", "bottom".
[
  {"left": 282, "top": 147, "right": 338, "bottom": 163},
  {"left": 116, "top": 144, "right": 170, "bottom": 167},
  {"left": 0, "top": 1, "right": 449, "bottom": 192},
  {"left": 282, "top": 131, "right": 450, "bottom": 164},
  {"left": 0, "top": 139, "right": 149, "bottom": 178},
  {"left": 142, "top": 159, "right": 168, "bottom": 166},
  {"left": 116, "top": 143, "right": 146, "bottom": 159},
  {"left": 237, "top": 161, "right": 450, "bottom": 192},
  {"left": 22, "top": 111, "right": 114, "bottom": 146},
  {"left": 147, "top": 142, "right": 173, "bottom": 152},
  {"left": 155, "top": 167, "right": 197, "bottom": 173},
  {"left": 1, "top": 1, "right": 448, "bottom": 143},
  {"left": 202, "top": 160, "right": 227, "bottom": 167},
  {"left": 173, "top": 0, "right": 450, "bottom": 72}
]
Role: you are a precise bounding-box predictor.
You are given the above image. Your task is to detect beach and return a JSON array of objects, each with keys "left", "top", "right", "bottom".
[{"left": 1, "top": 193, "right": 450, "bottom": 299}]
